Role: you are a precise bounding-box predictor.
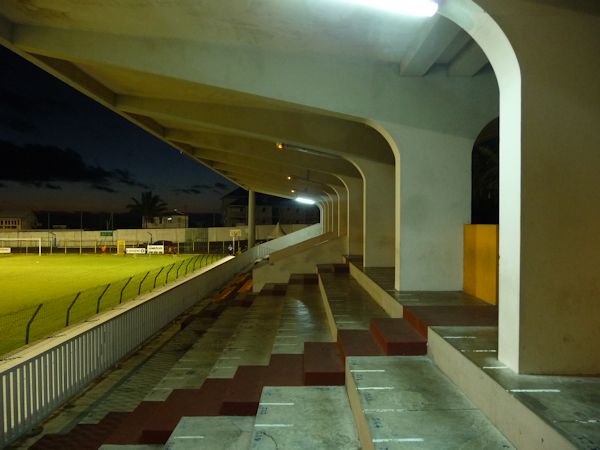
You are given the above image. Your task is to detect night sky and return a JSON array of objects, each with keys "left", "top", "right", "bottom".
[{"left": 0, "top": 46, "right": 236, "bottom": 214}]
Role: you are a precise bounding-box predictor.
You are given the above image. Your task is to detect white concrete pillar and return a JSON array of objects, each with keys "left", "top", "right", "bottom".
[
  {"left": 340, "top": 176, "right": 363, "bottom": 255},
  {"left": 351, "top": 157, "right": 395, "bottom": 268},
  {"left": 319, "top": 200, "right": 330, "bottom": 233},
  {"left": 247, "top": 189, "right": 255, "bottom": 248},
  {"left": 326, "top": 198, "right": 333, "bottom": 233},
  {"left": 445, "top": 0, "right": 600, "bottom": 374},
  {"left": 316, "top": 202, "right": 325, "bottom": 233},
  {"left": 330, "top": 184, "right": 348, "bottom": 239},
  {"left": 325, "top": 192, "right": 338, "bottom": 236},
  {"left": 494, "top": 1, "right": 599, "bottom": 374}
]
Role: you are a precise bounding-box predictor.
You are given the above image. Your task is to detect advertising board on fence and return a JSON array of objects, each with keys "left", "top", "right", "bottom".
[
  {"left": 125, "top": 247, "right": 146, "bottom": 254},
  {"left": 147, "top": 245, "right": 165, "bottom": 255},
  {"left": 0, "top": 247, "right": 10, "bottom": 254}
]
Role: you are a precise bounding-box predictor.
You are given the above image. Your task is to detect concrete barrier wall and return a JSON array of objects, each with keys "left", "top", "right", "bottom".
[{"left": 0, "top": 224, "right": 311, "bottom": 247}]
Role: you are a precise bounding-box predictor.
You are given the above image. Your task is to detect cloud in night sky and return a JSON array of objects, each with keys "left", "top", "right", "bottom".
[
  {"left": 0, "top": 47, "right": 240, "bottom": 213},
  {"left": 91, "top": 184, "right": 118, "bottom": 193},
  {"left": 173, "top": 182, "right": 231, "bottom": 195},
  {"left": 0, "top": 140, "right": 148, "bottom": 193},
  {"left": 174, "top": 187, "right": 204, "bottom": 195},
  {"left": 113, "top": 169, "right": 150, "bottom": 189}
]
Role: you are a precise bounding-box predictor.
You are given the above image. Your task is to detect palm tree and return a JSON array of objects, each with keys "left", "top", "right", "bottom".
[{"left": 127, "top": 191, "right": 167, "bottom": 227}]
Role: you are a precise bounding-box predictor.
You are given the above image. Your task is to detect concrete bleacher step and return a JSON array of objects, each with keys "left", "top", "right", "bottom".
[
  {"left": 337, "top": 329, "right": 384, "bottom": 359},
  {"left": 229, "top": 292, "right": 257, "bottom": 307},
  {"left": 251, "top": 386, "right": 360, "bottom": 449},
  {"left": 316, "top": 263, "right": 349, "bottom": 273},
  {"left": 165, "top": 416, "right": 255, "bottom": 449},
  {"left": 342, "top": 255, "right": 363, "bottom": 266},
  {"left": 288, "top": 273, "right": 319, "bottom": 285},
  {"left": 346, "top": 356, "right": 514, "bottom": 450},
  {"left": 318, "top": 270, "right": 389, "bottom": 339},
  {"left": 30, "top": 412, "right": 130, "bottom": 450},
  {"left": 265, "top": 353, "right": 304, "bottom": 386},
  {"left": 101, "top": 293, "right": 258, "bottom": 445},
  {"left": 220, "top": 354, "right": 306, "bottom": 416},
  {"left": 260, "top": 282, "right": 288, "bottom": 295},
  {"left": 140, "top": 379, "right": 234, "bottom": 444},
  {"left": 103, "top": 378, "right": 234, "bottom": 445},
  {"left": 303, "top": 342, "right": 345, "bottom": 385},
  {"left": 220, "top": 366, "right": 269, "bottom": 415},
  {"left": 403, "top": 305, "right": 498, "bottom": 338},
  {"left": 29, "top": 273, "right": 260, "bottom": 449},
  {"left": 369, "top": 318, "right": 427, "bottom": 355}
]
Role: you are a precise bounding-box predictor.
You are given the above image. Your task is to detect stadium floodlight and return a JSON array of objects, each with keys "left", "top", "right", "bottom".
[
  {"left": 295, "top": 197, "right": 316, "bottom": 205},
  {"left": 345, "top": 0, "right": 439, "bottom": 17}
]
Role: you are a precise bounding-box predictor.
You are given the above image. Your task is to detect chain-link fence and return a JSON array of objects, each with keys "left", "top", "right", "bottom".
[{"left": 0, "top": 254, "right": 224, "bottom": 357}]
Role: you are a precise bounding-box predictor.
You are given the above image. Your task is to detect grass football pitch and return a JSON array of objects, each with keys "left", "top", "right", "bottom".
[
  {"left": 0, "top": 253, "right": 222, "bottom": 356},
  {"left": 0, "top": 254, "right": 205, "bottom": 312}
]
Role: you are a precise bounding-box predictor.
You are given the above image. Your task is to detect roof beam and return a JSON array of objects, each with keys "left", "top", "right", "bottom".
[
  {"left": 0, "top": 14, "right": 13, "bottom": 43},
  {"left": 400, "top": 16, "right": 463, "bottom": 76},
  {"left": 188, "top": 148, "right": 343, "bottom": 187},
  {"left": 167, "top": 128, "right": 359, "bottom": 177},
  {"left": 207, "top": 162, "right": 336, "bottom": 193},
  {"left": 117, "top": 95, "right": 394, "bottom": 164},
  {"left": 214, "top": 171, "right": 329, "bottom": 201},
  {"left": 448, "top": 41, "right": 489, "bottom": 77}
]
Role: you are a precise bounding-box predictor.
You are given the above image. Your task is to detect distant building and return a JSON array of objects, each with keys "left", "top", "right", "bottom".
[
  {"left": 143, "top": 214, "right": 189, "bottom": 229},
  {"left": 0, "top": 210, "right": 38, "bottom": 230},
  {"left": 221, "top": 188, "right": 319, "bottom": 227}
]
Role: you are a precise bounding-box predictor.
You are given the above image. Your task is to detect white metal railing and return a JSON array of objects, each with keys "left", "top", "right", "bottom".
[{"left": 0, "top": 223, "right": 322, "bottom": 446}]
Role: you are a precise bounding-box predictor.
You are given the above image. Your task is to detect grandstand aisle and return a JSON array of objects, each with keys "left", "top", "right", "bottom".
[{"left": 18, "top": 265, "right": 513, "bottom": 449}]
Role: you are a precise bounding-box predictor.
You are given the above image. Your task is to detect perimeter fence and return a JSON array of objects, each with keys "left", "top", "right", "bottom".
[{"left": 0, "top": 254, "right": 223, "bottom": 357}]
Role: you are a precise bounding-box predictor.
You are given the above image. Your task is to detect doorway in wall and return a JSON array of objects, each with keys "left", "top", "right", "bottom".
[
  {"left": 464, "top": 118, "right": 500, "bottom": 305},
  {"left": 472, "top": 118, "right": 499, "bottom": 224}
]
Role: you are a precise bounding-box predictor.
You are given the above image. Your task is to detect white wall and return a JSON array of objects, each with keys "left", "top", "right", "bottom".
[
  {"left": 382, "top": 122, "right": 474, "bottom": 290},
  {"left": 0, "top": 224, "right": 310, "bottom": 247}
]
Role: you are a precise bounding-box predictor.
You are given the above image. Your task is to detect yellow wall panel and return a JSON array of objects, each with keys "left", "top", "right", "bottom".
[{"left": 463, "top": 224, "right": 498, "bottom": 305}]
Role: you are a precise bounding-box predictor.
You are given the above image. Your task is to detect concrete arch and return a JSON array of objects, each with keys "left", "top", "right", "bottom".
[{"left": 440, "top": 0, "right": 522, "bottom": 371}]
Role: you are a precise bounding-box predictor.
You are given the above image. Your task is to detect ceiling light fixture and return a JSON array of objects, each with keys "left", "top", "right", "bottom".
[
  {"left": 348, "top": 0, "right": 439, "bottom": 17},
  {"left": 296, "top": 197, "right": 316, "bottom": 205},
  {"left": 291, "top": 189, "right": 296, "bottom": 193},
  {"left": 276, "top": 142, "right": 285, "bottom": 150},
  {"left": 287, "top": 176, "right": 292, "bottom": 180}
]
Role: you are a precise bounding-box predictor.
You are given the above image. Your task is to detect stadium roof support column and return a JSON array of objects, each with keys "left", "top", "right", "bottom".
[
  {"left": 323, "top": 196, "right": 332, "bottom": 233},
  {"left": 330, "top": 184, "right": 348, "bottom": 240},
  {"left": 352, "top": 158, "right": 395, "bottom": 268},
  {"left": 248, "top": 190, "right": 255, "bottom": 248},
  {"left": 316, "top": 202, "right": 325, "bottom": 234},
  {"left": 325, "top": 192, "right": 338, "bottom": 237},
  {"left": 453, "top": 0, "right": 600, "bottom": 375},
  {"left": 340, "top": 176, "right": 363, "bottom": 256}
]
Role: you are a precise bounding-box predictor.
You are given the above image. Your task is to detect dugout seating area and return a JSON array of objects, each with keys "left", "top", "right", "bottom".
[{"left": 23, "top": 256, "right": 595, "bottom": 449}]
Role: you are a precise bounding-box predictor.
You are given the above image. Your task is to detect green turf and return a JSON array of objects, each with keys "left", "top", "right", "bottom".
[
  {"left": 0, "top": 254, "right": 201, "bottom": 312},
  {"left": 0, "top": 253, "right": 223, "bottom": 356}
]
